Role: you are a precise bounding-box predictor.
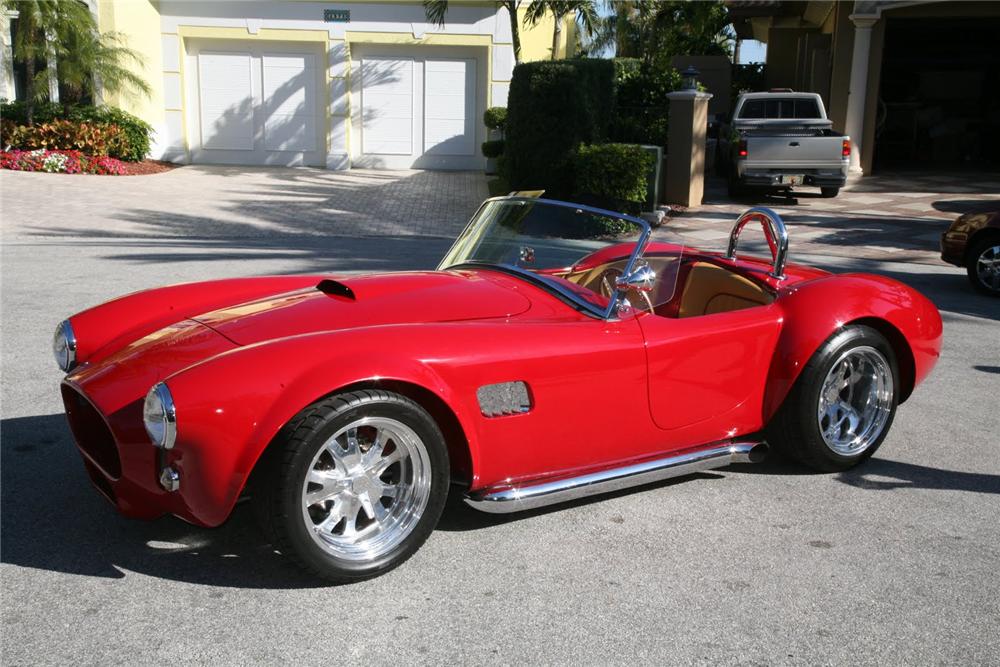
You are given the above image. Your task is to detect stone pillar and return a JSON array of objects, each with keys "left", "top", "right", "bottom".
[
  {"left": 665, "top": 90, "right": 713, "bottom": 207},
  {"left": 844, "top": 15, "right": 878, "bottom": 175}
]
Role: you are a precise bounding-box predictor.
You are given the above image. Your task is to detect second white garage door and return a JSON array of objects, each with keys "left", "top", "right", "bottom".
[
  {"left": 353, "top": 48, "right": 483, "bottom": 170},
  {"left": 186, "top": 40, "right": 325, "bottom": 167}
]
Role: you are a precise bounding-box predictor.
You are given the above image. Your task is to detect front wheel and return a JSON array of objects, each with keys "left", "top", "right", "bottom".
[
  {"left": 966, "top": 236, "right": 1000, "bottom": 296},
  {"left": 766, "top": 325, "right": 898, "bottom": 472},
  {"left": 256, "top": 390, "right": 449, "bottom": 583}
]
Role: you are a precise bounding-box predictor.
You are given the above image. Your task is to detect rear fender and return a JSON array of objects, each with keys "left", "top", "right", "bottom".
[
  {"left": 762, "top": 274, "right": 942, "bottom": 421},
  {"left": 69, "top": 276, "right": 323, "bottom": 365},
  {"left": 163, "top": 327, "right": 480, "bottom": 526}
]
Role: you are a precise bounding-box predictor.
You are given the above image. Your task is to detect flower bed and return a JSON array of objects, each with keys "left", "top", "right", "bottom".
[{"left": 2, "top": 149, "right": 129, "bottom": 175}]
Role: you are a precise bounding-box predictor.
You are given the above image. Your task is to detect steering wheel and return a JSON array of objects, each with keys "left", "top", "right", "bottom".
[{"left": 593, "top": 267, "right": 655, "bottom": 315}]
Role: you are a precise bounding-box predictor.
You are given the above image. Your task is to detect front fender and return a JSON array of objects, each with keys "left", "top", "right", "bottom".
[
  {"left": 762, "top": 274, "right": 942, "bottom": 421},
  {"left": 162, "top": 326, "right": 481, "bottom": 527}
]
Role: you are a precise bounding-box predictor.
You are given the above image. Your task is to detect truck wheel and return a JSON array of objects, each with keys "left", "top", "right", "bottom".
[
  {"left": 766, "top": 325, "right": 898, "bottom": 472},
  {"left": 966, "top": 236, "right": 1000, "bottom": 296},
  {"left": 820, "top": 187, "right": 840, "bottom": 198},
  {"left": 256, "top": 390, "right": 450, "bottom": 583}
]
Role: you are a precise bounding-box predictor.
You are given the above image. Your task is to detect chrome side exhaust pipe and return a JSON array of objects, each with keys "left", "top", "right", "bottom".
[{"left": 464, "top": 441, "right": 769, "bottom": 514}]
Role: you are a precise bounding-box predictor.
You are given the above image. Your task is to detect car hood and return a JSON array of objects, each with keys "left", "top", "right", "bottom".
[{"left": 192, "top": 270, "right": 532, "bottom": 346}]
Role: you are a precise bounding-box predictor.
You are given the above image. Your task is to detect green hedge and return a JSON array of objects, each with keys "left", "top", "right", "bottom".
[
  {"left": 610, "top": 58, "right": 681, "bottom": 147},
  {"left": 0, "top": 101, "right": 153, "bottom": 162},
  {"left": 503, "top": 59, "right": 615, "bottom": 196},
  {"left": 574, "top": 143, "right": 654, "bottom": 206}
]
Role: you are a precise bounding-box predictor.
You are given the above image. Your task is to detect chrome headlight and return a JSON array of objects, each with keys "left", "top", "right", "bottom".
[
  {"left": 143, "top": 383, "right": 177, "bottom": 449},
  {"left": 53, "top": 320, "right": 77, "bottom": 372}
]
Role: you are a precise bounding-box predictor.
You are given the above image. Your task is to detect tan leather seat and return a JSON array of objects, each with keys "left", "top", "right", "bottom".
[{"left": 678, "top": 262, "right": 772, "bottom": 318}]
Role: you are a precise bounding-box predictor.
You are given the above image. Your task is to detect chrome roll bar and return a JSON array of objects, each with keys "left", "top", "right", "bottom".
[{"left": 725, "top": 207, "right": 789, "bottom": 280}]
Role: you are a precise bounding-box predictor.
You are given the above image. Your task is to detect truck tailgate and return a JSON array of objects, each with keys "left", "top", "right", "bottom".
[{"left": 745, "top": 135, "right": 845, "bottom": 168}]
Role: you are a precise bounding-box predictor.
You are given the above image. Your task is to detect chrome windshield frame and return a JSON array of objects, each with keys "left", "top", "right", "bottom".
[{"left": 437, "top": 196, "right": 652, "bottom": 321}]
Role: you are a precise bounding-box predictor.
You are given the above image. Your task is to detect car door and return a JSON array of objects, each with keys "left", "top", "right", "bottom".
[{"left": 637, "top": 306, "right": 783, "bottom": 443}]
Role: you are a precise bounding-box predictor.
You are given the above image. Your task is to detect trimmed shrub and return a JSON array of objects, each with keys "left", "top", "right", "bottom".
[
  {"left": 1, "top": 118, "right": 126, "bottom": 157},
  {"left": 573, "top": 143, "right": 654, "bottom": 205},
  {"left": 0, "top": 100, "right": 152, "bottom": 161},
  {"left": 483, "top": 106, "right": 508, "bottom": 131},
  {"left": 481, "top": 139, "right": 505, "bottom": 158},
  {"left": 504, "top": 58, "right": 615, "bottom": 195}
]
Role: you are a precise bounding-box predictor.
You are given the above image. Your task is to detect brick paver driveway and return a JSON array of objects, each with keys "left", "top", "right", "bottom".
[
  {"left": 665, "top": 172, "right": 1000, "bottom": 264},
  {"left": 2, "top": 165, "right": 488, "bottom": 241}
]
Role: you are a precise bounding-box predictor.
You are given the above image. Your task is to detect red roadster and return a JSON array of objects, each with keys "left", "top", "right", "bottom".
[{"left": 55, "top": 198, "right": 941, "bottom": 582}]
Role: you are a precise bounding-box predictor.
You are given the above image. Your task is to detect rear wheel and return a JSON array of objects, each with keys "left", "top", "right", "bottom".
[
  {"left": 256, "top": 390, "right": 449, "bottom": 583},
  {"left": 820, "top": 187, "right": 840, "bottom": 198},
  {"left": 766, "top": 325, "right": 898, "bottom": 472},
  {"left": 966, "top": 236, "right": 1000, "bottom": 296}
]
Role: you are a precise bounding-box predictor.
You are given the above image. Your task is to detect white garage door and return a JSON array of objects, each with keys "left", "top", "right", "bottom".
[
  {"left": 188, "top": 42, "right": 324, "bottom": 167},
  {"left": 357, "top": 54, "right": 479, "bottom": 170}
]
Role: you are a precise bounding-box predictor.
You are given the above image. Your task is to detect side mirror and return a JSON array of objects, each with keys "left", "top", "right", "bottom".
[{"left": 615, "top": 262, "right": 656, "bottom": 293}]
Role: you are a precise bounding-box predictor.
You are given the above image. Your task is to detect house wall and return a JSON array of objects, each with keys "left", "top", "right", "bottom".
[{"left": 63, "top": 0, "right": 573, "bottom": 168}]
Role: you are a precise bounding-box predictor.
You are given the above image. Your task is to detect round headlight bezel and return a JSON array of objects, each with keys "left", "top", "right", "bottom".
[
  {"left": 53, "top": 320, "right": 77, "bottom": 373},
  {"left": 143, "top": 382, "right": 177, "bottom": 449}
]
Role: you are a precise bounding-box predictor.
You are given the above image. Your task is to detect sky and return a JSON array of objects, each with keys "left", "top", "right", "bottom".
[{"left": 738, "top": 39, "right": 767, "bottom": 64}]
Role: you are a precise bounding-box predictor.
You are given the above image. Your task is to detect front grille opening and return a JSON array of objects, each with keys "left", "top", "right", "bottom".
[
  {"left": 82, "top": 459, "right": 117, "bottom": 505},
  {"left": 61, "top": 385, "right": 122, "bottom": 478}
]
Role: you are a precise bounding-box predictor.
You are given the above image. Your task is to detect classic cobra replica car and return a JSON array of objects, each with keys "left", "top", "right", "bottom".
[{"left": 55, "top": 199, "right": 942, "bottom": 582}]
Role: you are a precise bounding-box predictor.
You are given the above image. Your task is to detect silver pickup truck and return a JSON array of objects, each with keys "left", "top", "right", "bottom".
[{"left": 717, "top": 92, "right": 850, "bottom": 198}]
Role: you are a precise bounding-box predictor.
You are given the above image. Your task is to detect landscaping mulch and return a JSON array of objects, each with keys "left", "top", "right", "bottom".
[{"left": 121, "top": 160, "right": 179, "bottom": 175}]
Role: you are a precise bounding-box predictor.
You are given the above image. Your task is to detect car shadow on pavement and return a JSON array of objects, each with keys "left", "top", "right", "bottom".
[
  {"left": 0, "top": 413, "right": 326, "bottom": 589},
  {"left": 728, "top": 456, "right": 1000, "bottom": 494}
]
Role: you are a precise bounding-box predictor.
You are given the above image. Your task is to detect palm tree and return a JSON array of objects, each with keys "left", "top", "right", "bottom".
[
  {"left": 524, "top": 0, "right": 599, "bottom": 60},
  {"left": 424, "top": 0, "right": 524, "bottom": 63},
  {"left": 2, "top": 0, "right": 150, "bottom": 123},
  {"left": 56, "top": 29, "right": 151, "bottom": 109},
  {"left": 586, "top": 0, "right": 731, "bottom": 62}
]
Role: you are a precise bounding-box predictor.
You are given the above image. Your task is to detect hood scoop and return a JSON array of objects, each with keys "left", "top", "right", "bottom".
[{"left": 317, "top": 279, "right": 356, "bottom": 300}]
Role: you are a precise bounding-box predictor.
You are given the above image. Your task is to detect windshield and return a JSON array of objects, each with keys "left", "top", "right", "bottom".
[{"left": 439, "top": 197, "right": 682, "bottom": 318}]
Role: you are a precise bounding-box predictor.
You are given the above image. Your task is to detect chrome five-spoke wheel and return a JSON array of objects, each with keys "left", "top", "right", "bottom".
[
  {"left": 261, "top": 390, "right": 449, "bottom": 583},
  {"left": 765, "top": 325, "right": 899, "bottom": 472},
  {"left": 817, "top": 346, "right": 894, "bottom": 456},
  {"left": 302, "top": 417, "right": 431, "bottom": 561}
]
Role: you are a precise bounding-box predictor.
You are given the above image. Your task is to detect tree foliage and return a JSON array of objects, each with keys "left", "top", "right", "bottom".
[
  {"left": 585, "top": 0, "right": 733, "bottom": 64},
  {"left": 524, "top": 0, "right": 599, "bottom": 60}
]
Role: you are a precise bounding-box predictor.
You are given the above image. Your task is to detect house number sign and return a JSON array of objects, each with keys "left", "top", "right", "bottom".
[{"left": 324, "top": 9, "right": 350, "bottom": 22}]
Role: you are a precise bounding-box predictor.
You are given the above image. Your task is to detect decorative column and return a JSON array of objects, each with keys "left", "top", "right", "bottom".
[
  {"left": 665, "top": 73, "right": 713, "bottom": 207},
  {"left": 844, "top": 14, "right": 878, "bottom": 175},
  {"left": 0, "top": 13, "right": 14, "bottom": 101}
]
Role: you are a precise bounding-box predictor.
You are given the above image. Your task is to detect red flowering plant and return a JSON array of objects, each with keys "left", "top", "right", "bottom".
[{"left": 0, "top": 148, "right": 127, "bottom": 175}]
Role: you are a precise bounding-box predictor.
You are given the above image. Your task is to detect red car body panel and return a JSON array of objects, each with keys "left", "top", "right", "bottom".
[{"left": 60, "top": 246, "right": 942, "bottom": 528}]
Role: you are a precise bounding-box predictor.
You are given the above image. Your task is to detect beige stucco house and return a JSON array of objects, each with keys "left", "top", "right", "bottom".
[{"left": 1, "top": 1, "right": 574, "bottom": 171}]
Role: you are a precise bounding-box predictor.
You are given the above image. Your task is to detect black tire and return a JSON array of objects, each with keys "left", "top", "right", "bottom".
[
  {"left": 256, "top": 390, "right": 449, "bottom": 583},
  {"left": 965, "top": 235, "right": 1000, "bottom": 296},
  {"left": 820, "top": 187, "right": 840, "bottom": 198},
  {"left": 766, "top": 325, "right": 899, "bottom": 472}
]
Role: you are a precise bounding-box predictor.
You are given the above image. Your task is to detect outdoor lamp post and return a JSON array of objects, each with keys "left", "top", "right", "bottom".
[{"left": 681, "top": 66, "right": 700, "bottom": 91}]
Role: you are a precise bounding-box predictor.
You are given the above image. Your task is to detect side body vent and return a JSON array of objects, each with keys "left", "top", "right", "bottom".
[{"left": 476, "top": 381, "right": 532, "bottom": 418}]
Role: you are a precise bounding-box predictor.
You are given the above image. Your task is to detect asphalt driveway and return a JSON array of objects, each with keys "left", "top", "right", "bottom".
[{"left": 2, "top": 166, "right": 999, "bottom": 665}]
